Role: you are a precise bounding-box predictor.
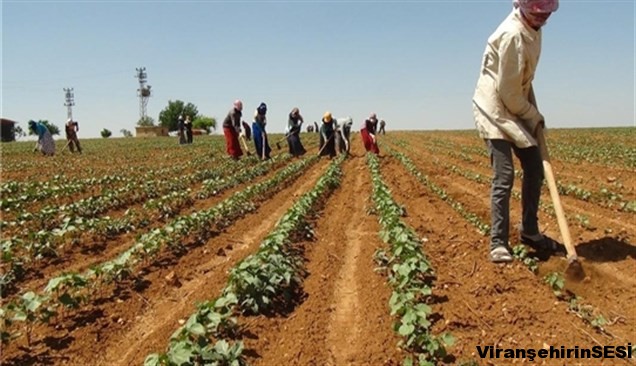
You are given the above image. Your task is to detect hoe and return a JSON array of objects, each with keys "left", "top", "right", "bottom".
[{"left": 537, "top": 126, "right": 586, "bottom": 281}]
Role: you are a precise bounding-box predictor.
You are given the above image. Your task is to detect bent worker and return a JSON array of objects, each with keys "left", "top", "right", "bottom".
[
  {"left": 222, "top": 100, "right": 244, "bottom": 160},
  {"left": 286, "top": 107, "right": 306, "bottom": 157},
  {"left": 360, "top": 113, "right": 380, "bottom": 155},
  {"left": 252, "top": 102, "right": 271, "bottom": 160},
  {"left": 335, "top": 116, "right": 353, "bottom": 155},
  {"left": 473, "top": 0, "right": 560, "bottom": 262},
  {"left": 319, "top": 112, "right": 336, "bottom": 158},
  {"left": 28, "top": 120, "right": 55, "bottom": 156},
  {"left": 379, "top": 119, "right": 386, "bottom": 135},
  {"left": 65, "top": 118, "right": 82, "bottom": 153}
]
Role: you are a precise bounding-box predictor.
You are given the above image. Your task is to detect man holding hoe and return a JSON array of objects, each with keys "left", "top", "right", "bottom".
[{"left": 473, "top": 0, "right": 561, "bottom": 263}]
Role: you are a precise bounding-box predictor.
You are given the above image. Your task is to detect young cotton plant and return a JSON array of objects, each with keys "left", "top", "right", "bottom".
[
  {"left": 225, "top": 156, "right": 344, "bottom": 314},
  {"left": 367, "top": 153, "right": 453, "bottom": 365}
]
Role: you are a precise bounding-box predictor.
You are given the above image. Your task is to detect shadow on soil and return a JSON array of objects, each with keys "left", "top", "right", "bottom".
[
  {"left": 5, "top": 339, "right": 73, "bottom": 366},
  {"left": 575, "top": 237, "right": 636, "bottom": 263}
]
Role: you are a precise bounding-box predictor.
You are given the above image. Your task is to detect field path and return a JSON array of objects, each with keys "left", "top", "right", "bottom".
[{"left": 243, "top": 139, "right": 402, "bottom": 365}]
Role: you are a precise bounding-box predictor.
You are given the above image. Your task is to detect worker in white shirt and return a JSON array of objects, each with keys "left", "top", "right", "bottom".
[{"left": 472, "top": 0, "right": 560, "bottom": 263}]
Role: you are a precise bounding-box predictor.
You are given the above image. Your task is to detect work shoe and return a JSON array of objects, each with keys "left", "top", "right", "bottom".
[
  {"left": 520, "top": 232, "right": 563, "bottom": 253},
  {"left": 490, "top": 246, "right": 513, "bottom": 263}
]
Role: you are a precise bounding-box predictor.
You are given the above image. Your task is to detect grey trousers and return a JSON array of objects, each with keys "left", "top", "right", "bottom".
[{"left": 487, "top": 139, "right": 543, "bottom": 250}]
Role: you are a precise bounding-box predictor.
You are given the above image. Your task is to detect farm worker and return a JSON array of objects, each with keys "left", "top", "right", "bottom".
[
  {"left": 222, "top": 100, "right": 244, "bottom": 160},
  {"left": 360, "top": 113, "right": 380, "bottom": 154},
  {"left": 177, "top": 115, "right": 186, "bottom": 145},
  {"left": 318, "top": 112, "right": 336, "bottom": 158},
  {"left": 286, "top": 107, "right": 306, "bottom": 157},
  {"left": 335, "top": 116, "right": 353, "bottom": 155},
  {"left": 241, "top": 121, "right": 252, "bottom": 141},
  {"left": 184, "top": 115, "right": 193, "bottom": 144},
  {"left": 313, "top": 121, "right": 319, "bottom": 134},
  {"left": 472, "top": 0, "right": 560, "bottom": 263},
  {"left": 379, "top": 119, "right": 386, "bottom": 135},
  {"left": 28, "top": 120, "right": 55, "bottom": 156},
  {"left": 64, "top": 118, "right": 82, "bottom": 153},
  {"left": 252, "top": 102, "right": 272, "bottom": 160}
]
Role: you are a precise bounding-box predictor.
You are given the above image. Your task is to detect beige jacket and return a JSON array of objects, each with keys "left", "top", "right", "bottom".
[{"left": 473, "top": 9, "right": 544, "bottom": 148}]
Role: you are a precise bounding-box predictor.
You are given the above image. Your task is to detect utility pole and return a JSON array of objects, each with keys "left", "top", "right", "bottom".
[
  {"left": 63, "top": 87, "right": 75, "bottom": 120},
  {"left": 135, "top": 67, "right": 152, "bottom": 121}
]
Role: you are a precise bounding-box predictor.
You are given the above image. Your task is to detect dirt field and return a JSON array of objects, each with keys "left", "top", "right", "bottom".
[{"left": 1, "top": 129, "right": 634, "bottom": 365}]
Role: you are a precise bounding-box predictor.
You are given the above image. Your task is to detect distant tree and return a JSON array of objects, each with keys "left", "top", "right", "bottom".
[
  {"left": 101, "top": 128, "right": 112, "bottom": 138},
  {"left": 137, "top": 116, "right": 155, "bottom": 126},
  {"left": 158, "top": 100, "right": 199, "bottom": 132},
  {"left": 192, "top": 116, "right": 216, "bottom": 134},
  {"left": 28, "top": 120, "right": 60, "bottom": 136},
  {"left": 13, "top": 125, "right": 25, "bottom": 140},
  {"left": 120, "top": 129, "right": 133, "bottom": 138}
]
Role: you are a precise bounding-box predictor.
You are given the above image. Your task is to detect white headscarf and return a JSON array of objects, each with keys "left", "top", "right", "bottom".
[{"left": 513, "top": 0, "right": 559, "bottom": 13}]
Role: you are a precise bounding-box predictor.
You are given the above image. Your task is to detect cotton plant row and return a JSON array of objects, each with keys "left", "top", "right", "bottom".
[
  {"left": 366, "top": 153, "right": 454, "bottom": 366},
  {"left": 2, "top": 154, "right": 247, "bottom": 235},
  {"left": 387, "top": 144, "right": 542, "bottom": 274},
  {"left": 389, "top": 149, "right": 491, "bottom": 236},
  {"left": 1, "top": 137, "right": 225, "bottom": 176},
  {"left": 386, "top": 142, "right": 621, "bottom": 343},
  {"left": 439, "top": 161, "right": 555, "bottom": 220},
  {"left": 0, "top": 155, "right": 276, "bottom": 291},
  {"left": 0, "top": 145, "right": 224, "bottom": 212},
  {"left": 196, "top": 154, "right": 292, "bottom": 200},
  {"left": 526, "top": 267, "right": 613, "bottom": 338},
  {"left": 0, "top": 156, "right": 319, "bottom": 346},
  {"left": 144, "top": 155, "right": 345, "bottom": 366},
  {"left": 420, "top": 138, "right": 634, "bottom": 213},
  {"left": 0, "top": 160, "right": 200, "bottom": 212},
  {"left": 438, "top": 159, "right": 632, "bottom": 233},
  {"left": 547, "top": 134, "right": 635, "bottom": 168}
]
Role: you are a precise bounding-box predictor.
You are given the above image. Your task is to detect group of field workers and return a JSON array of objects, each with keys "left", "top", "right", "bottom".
[
  {"left": 27, "top": 0, "right": 562, "bottom": 264},
  {"left": 221, "top": 100, "right": 382, "bottom": 161},
  {"left": 29, "top": 118, "right": 82, "bottom": 156},
  {"left": 219, "top": 0, "right": 562, "bottom": 264}
]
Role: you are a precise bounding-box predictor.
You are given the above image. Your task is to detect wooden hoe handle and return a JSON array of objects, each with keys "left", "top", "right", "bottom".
[{"left": 536, "top": 127, "right": 578, "bottom": 261}]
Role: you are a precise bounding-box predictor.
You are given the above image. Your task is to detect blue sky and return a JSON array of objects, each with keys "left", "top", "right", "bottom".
[{"left": 2, "top": 0, "right": 634, "bottom": 138}]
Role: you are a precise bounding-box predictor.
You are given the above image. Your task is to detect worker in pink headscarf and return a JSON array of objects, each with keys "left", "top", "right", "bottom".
[
  {"left": 222, "top": 100, "right": 244, "bottom": 160},
  {"left": 473, "top": 0, "right": 561, "bottom": 263}
]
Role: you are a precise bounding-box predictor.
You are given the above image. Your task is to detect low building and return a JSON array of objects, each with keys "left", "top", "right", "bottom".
[
  {"left": 0, "top": 118, "right": 17, "bottom": 142},
  {"left": 135, "top": 126, "right": 169, "bottom": 137}
]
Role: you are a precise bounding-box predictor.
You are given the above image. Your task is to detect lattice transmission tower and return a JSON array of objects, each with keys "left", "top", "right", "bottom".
[
  {"left": 135, "top": 67, "right": 152, "bottom": 120},
  {"left": 63, "top": 87, "right": 75, "bottom": 120}
]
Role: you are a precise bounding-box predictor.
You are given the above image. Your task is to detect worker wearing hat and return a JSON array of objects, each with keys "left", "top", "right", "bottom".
[{"left": 319, "top": 111, "right": 336, "bottom": 158}]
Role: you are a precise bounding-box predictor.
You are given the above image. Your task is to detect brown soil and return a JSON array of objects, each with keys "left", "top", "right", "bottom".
[
  {"left": 2, "top": 132, "right": 634, "bottom": 366},
  {"left": 238, "top": 141, "right": 403, "bottom": 365},
  {"left": 379, "top": 154, "right": 632, "bottom": 364}
]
